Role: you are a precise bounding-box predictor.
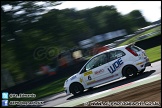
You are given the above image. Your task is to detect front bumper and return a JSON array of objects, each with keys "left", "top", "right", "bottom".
[{"left": 64, "top": 87, "right": 70, "bottom": 95}]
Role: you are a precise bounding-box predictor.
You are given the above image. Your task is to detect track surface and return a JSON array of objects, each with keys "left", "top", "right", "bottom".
[
  {"left": 77, "top": 80, "right": 161, "bottom": 107},
  {"left": 39, "top": 61, "right": 161, "bottom": 107}
]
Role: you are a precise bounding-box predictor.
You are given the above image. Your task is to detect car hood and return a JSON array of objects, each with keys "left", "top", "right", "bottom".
[
  {"left": 65, "top": 73, "right": 78, "bottom": 85},
  {"left": 68, "top": 73, "right": 78, "bottom": 80}
]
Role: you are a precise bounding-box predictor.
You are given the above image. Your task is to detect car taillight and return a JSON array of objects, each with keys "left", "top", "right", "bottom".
[
  {"left": 143, "top": 52, "right": 146, "bottom": 56},
  {"left": 126, "top": 47, "right": 138, "bottom": 56}
]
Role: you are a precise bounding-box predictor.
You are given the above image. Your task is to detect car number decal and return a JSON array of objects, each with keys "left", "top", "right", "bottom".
[{"left": 88, "top": 75, "right": 92, "bottom": 80}]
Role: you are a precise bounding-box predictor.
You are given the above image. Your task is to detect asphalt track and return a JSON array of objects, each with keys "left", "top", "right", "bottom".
[{"left": 39, "top": 61, "right": 161, "bottom": 107}]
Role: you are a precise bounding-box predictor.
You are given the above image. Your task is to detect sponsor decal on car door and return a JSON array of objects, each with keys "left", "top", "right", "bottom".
[
  {"left": 107, "top": 58, "right": 124, "bottom": 74},
  {"left": 106, "top": 57, "right": 124, "bottom": 80},
  {"left": 92, "top": 62, "right": 121, "bottom": 85},
  {"left": 82, "top": 70, "right": 95, "bottom": 85}
]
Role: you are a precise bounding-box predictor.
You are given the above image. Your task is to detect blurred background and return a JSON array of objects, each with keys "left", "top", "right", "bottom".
[{"left": 1, "top": 1, "right": 161, "bottom": 91}]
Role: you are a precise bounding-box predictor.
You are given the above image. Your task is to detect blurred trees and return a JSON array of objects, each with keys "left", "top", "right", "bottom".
[
  {"left": 1, "top": 1, "right": 149, "bottom": 84},
  {"left": 124, "top": 10, "right": 149, "bottom": 31},
  {"left": 1, "top": 1, "right": 62, "bottom": 83}
]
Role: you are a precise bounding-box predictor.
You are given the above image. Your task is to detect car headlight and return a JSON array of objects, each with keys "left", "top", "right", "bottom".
[{"left": 65, "top": 79, "right": 68, "bottom": 83}]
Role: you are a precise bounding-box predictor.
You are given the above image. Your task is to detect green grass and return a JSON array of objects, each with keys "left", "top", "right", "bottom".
[
  {"left": 118, "top": 25, "right": 161, "bottom": 46},
  {"left": 9, "top": 45, "right": 161, "bottom": 102},
  {"left": 9, "top": 76, "right": 70, "bottom": 101},
  {"left": 145, "top": 45, "right": 161, "bottom": 63}
]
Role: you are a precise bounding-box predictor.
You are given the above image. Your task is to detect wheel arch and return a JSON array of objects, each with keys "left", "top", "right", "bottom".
[
  {"left": 69, "top": 82, "right": 84, "bottom": 93},
  {"left": 122, "top": 64, "right": 138, "bottom": 77}
]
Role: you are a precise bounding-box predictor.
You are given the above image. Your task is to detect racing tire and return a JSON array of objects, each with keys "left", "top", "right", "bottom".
[
  {"left": 70, "top": 83, "right": 84, "bottom": 96},
  {"left": 123, "top": 65, "right": 137, "bottom": 78}
]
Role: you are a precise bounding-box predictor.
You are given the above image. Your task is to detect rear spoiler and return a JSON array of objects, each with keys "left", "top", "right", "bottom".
[{"left": 127, "top": 42, "right": 136, "bottom": 46}]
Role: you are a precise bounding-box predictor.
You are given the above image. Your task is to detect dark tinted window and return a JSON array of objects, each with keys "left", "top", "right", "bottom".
[
  {"left": 85, "top": 53, "right": 108, "bottom": 71},
  {"left": 108, "top": 50, "right": 125, "bottom": 62}
]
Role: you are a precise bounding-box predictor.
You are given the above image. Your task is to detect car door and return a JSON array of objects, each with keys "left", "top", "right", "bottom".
[
  {"left": 106, "top": 50, "right": 126, "bottom": 77},
  {"left": 80, "top": 53, "right": 111, "bottom": 87}
]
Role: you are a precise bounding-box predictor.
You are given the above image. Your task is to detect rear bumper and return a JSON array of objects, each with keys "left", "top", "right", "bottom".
[
  {"left": 145, "top": 62, "right": 151, "bottom": 67},
  {"left": 144, "top": 57, "right": 151, "bottom": 67}
]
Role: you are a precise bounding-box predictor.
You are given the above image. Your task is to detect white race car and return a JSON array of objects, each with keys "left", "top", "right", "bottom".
[{"left": 64, "top": 43, "right": 151, "bottom": 96}]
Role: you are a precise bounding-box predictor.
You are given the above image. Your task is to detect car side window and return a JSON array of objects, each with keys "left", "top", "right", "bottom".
[
  {"left": 108, "top": 50, "right": 125, "bottom": 62},
  {"left": 85, "top": 53, "right": 108, "bottom": 71}
]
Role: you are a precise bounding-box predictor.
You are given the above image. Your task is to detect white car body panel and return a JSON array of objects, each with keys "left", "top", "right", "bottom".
[{"left": 64, "top": 44, "right": 151, "bottom": 95}]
